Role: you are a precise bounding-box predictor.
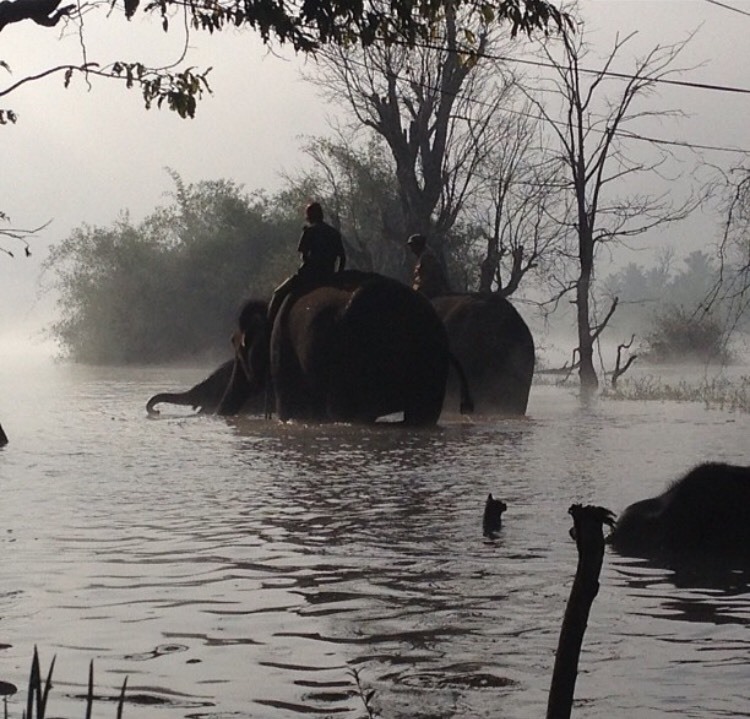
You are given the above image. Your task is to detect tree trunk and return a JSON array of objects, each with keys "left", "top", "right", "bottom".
[
  {"left": 576, "top": 207, "right": 598, "bottom": 390},
  {"left": 479, "top": 241, "right": 499, "bottom": 294},
  {"left": 546, "top": 505, "right": 614, "bottom": 719},
  {"left": 576, "top": 275, "right": 598, "bottom": 390}
]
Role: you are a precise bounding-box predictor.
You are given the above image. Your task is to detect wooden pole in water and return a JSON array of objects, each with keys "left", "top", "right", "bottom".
[{"left": 546, "top": 505, "right": 614, "bottom": 719}]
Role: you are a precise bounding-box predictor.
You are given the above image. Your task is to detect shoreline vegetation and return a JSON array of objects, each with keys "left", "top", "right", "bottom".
[
  {"left": 602, "top": 374, "right": 750, "bottom": 413},
  {"left": 534, "top": 370, "right": 750, "bottom": 413}
]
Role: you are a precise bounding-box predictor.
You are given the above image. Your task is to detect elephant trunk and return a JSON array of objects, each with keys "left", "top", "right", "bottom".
[{"left": 146, "top": 392, "right": 194, "bottom": 415}]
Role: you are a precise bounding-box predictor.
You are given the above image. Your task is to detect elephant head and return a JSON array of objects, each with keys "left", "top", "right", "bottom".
[
  {"left": 609, "top": 462, "right": 750, "bottom": 565},
  {"left": 145, "top": 301, "right": 269, "bottom": 417},
  {"left": 146, "top": 359, "right": 237, "bottom": 415}
]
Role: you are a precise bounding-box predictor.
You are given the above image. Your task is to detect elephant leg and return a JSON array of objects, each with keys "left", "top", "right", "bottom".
[
  {"left": 403, "top": 394, "right": 443, "bottom": 426},
  {"left": 402, "top": 360, "right": 448, "bottom": 426},
  {"left": 273, "top": 354, "right": 325, "bottom": 421}
]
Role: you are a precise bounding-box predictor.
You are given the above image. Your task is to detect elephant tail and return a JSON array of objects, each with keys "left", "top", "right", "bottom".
[
  {"left": 449, "top": 352, "right": 474, "bottom": 415},
  {"left": 146, "top": 393, "right": 195, "bottom": 415}
]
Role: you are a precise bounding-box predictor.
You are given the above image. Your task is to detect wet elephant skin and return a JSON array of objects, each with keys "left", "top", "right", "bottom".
[
  {"left": 609, "top": 462, "right": 750, "bottom": 565},
  {"left": 431, "top": 293, "right": 535, "bottom": 415}
]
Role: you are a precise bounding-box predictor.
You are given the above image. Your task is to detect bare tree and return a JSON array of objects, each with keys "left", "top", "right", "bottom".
[
  {"left": 307, "top": 6, "right": 525, "bottom": 272},
  {"left": 466, "top": 104, "right": 570, "bottom": 295},
  {"left": 701, "top": 164, "right": 750, "bottom": 332},
  {"left": 525, "top": 22, "right": 697, "bottom": 390}
]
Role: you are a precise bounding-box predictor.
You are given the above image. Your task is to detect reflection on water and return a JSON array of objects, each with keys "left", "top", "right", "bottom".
[{"left": 0, "top": 362, "right": 748, "bottom": 718}]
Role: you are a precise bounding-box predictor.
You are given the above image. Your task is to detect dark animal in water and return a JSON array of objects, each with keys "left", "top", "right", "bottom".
[
  {"left": 147, "top": 359, "right": 238, "bottom": 415},
  {"left": 146, "top": 358, "right": 266, "bottom": 416},
  {"left": 431, "top": 293, "right": 535, "bottom": 415},
  {"left": 483, "top": 493, "right": 507, "bottom": 537},
  {"left": 608, "top": 462, "right": 750, "bottom": 564},
  {"left": 146, "top": 301, "right": 269, "bottom": 416}
]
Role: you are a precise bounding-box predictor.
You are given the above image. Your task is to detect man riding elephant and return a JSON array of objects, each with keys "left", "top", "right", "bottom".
[
  {"left": 268, "top": 202, "right": 346, "bottom": 323},
  {"left": 407, "top": 233, "right": 450, "bottom": 299}
]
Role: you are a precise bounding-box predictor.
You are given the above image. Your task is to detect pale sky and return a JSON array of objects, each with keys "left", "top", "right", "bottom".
[{"left": 2, "top": 0, "right": 749, "bottom": 356}]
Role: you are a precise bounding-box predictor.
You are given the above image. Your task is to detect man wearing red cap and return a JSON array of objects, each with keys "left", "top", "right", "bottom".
[{"left": 407, "top": 233, "right": 450, "bottom": 298}]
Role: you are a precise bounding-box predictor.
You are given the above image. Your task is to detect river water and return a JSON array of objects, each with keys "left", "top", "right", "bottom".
[{"left": 0, "top": 360, "right": 748, "bottom": 718}]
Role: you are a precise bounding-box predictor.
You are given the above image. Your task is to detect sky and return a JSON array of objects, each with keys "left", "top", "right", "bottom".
[{"left": 2, "top": 0, "right": 750, "bottom": 358}]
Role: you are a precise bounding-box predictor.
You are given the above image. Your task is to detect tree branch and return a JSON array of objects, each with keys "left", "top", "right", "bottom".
[{"left": 0, "top": 0, "right": 75, "bottom": 31}]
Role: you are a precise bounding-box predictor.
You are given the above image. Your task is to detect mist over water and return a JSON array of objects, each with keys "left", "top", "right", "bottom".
[{"left": 0, "top": 361, "right": 748, "bottom": 718}]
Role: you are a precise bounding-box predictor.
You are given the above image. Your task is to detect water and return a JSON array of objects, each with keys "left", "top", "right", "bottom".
[{"left": 0, "top": 360, "right": 748, "bottom": 718}]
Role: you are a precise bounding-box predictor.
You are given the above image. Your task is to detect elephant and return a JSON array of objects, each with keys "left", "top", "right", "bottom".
[
  {"left": 608, "top": 462, "right": 750, "bottom": 564},
  {"left": 431, "top": 293, "right": 535, "bottom": 415},
  {"left": 218, "top": 270, "right": 473, "bottom": 425},
  {"left": 146, "top": 301, "right": 269, "bottom": 416},
  {"left": 146, "top": 358, "right": 266, "bottom": 416}
]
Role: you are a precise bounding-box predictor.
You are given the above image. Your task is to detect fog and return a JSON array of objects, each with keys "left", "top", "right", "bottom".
[{"left": 2, "top": 0, "right": 750, "bottom": 360}]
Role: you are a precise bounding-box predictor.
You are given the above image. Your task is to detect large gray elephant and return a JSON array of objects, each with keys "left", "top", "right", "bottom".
[
  {"left": 146, "top": 301, "right": 269, "bottom": 416},
  {"left": 218, "top": 270, "right": 473, "bottom": 424},
  {"left": 608, "top": 462, "right": 750, "bottom": 565},
  {"left": 431, "top": 293, "right": 534, "bottom": 415}
]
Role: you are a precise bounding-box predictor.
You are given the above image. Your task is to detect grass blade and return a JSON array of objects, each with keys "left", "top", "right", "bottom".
[
  {"left": 116, "top": 676, "right": 128, "bottom": 719},
  {"left": 38, "top": 655, "right": 55, "bottom": 719},
  {"left": 85, "top": 661, "right": 94, "bottom": 719},
  {"left": 26, "top": 647, "right": 40, "bottom": 719}
]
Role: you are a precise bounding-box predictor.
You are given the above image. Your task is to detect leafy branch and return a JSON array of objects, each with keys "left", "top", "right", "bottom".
[{"left": 0, "top": 213, "right": 50, "bottom": 257}]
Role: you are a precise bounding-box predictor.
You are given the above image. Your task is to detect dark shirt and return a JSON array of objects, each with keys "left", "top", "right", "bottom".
[{"left": 297, "top": 221, "right": 346, "bottom": 279}]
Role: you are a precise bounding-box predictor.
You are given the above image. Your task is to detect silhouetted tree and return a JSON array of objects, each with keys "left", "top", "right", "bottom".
[
  {"left": 702, "top": 164, "right": 750, "bottom": 332},
  {"left": 1, "top": 0, "right": 565, "bottom": 121},
  {"left": 465, "top": 104, "right": 569, "bottom": 295},
  {"left": 526, "top": 22, "right": 696, "bottom": 390},
  {"left": 2, "top": 0, "right": 566, "bottom": 261},
  {"left": 43, "top": 172, "right": 297, "bottom": 363},
  {"left": 308, "top": 6, "right": 531, "bottom": 273}
]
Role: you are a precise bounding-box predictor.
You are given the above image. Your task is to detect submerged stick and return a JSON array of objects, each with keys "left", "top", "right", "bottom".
[{"left": 546, "top": 504, "right": 615, "bottom": 719}]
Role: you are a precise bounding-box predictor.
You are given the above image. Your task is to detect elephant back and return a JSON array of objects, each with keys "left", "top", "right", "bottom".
[{"left": 342, "top": 276, "right": 448, "bottom": 358}]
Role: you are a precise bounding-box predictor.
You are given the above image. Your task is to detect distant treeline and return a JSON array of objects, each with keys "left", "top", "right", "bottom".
[
  {"left": 44, "top": 175, "right": 302, "bottom": 363},
  {"left": 43, "top": 169, "right": 738, "bottom": 366},
  {"left": 604, "top": 251, "right": 738, "bottom": 364}
]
